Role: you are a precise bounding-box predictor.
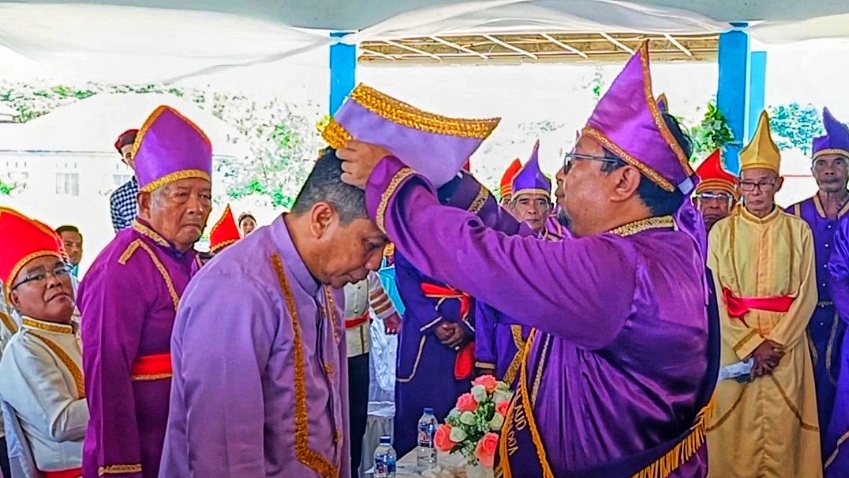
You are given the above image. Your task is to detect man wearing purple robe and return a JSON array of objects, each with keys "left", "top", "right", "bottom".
[
  {"left": 475, "top": 141, "right": 561, "bottom": 383},
  {"left": 159, "top": 149, "right": 387, "bottom": 478},
  {"left": 78, "top": 106, "right": 212, "bottom": 478},
  {"left": 787, "top": 108, "right": 849, "bottom": 454},
  {"left": 334, "top": 42, "right": 716, "bottom": 477}
]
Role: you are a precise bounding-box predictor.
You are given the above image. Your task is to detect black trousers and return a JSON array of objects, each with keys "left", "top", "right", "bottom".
[
  {"left": 0, "top": 436, "right": 10, "bottom": 478},
  {"left": 348, "top": 353, "right": 370, "bottom": 478}
]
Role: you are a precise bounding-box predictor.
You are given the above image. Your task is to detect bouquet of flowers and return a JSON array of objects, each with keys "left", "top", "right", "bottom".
[{"left": 434, "top": 375, "right": 513, "bottom": 469}]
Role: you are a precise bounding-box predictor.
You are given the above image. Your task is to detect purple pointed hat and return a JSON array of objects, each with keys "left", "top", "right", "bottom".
[
  {"left": 813, "top": 107, "right": 849, "bottom": 160},
  {"left": 582, "top": 42, "right": 695, "bottom": 193},
  {"left": 656, "top": 93, "right": 668, "bottom": 113},
  {"left": 132, "top": 105, "right": 213, "bottom": 193},
  {"left": 512, "top": 140, "right": 551, "bottom": 199},
  {"left": 322, "top": 84, "right": 500, "bottom": 187}
]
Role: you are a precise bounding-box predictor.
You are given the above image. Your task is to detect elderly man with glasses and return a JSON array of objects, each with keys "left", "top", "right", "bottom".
[
  {"left": 692, "top": 150, "right": 739, "bottom": 232},
  {"left": 706, "top": 111, "right": 821, "bottom": 477},
  {"left": 0, "top": 207, "right": 87, "bottom": 478}
]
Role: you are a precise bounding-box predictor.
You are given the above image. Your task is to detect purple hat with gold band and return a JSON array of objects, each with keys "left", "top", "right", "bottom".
[
  {"left": 581, "top": 42, "right": 695, "bottom": 194},
  {"left": 813, "top": 108, "right": 849, "bottom": 160},
  {"left": 132, "top": 105, "right": 213, "bottom": 193},
  {"left": 321, "top": 84, "right": 500, "bottom": 188},
  {"left": 511, "top": 140, "right": 551, "bottom": 199}
]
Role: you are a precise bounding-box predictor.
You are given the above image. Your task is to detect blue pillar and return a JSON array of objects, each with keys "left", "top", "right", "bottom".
[
  {"left": 747, "top": 51, "right": 767, "bottom": 142},
  {"left": 329, "top": 32, "right": 356, "bottom": 115},
  {"left": 716, "top": 23, "right": 750, "bottom": 173}
]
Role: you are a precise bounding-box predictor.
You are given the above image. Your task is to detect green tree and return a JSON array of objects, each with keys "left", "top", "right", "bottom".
[
  {"left": 767, "top": 103, "right": 823, "bottom": 154},
  {"left": 0, "top": 81, "right": 322, "bottom": 206},
  {"left": 687, "top": 101, "right": 736, "bottom": 162}
]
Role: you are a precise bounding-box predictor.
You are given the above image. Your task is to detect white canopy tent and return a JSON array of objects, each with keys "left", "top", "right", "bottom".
[{"left": 3, "top": 0, "right": 849, "bottom": 83}]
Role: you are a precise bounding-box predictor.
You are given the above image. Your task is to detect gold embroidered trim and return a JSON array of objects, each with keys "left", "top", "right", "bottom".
[
  {"left": 6, "top": 251, "right": 61, "bottom": 295},
  {"left": 631, "top": 411, "right": 707, "bottom": 478},
  {"left": 29, "top": 331, "right": 85, "bottom": 398},
  {"left": 130, "top": 373, "right": 172, "bottom": 381},
  {"left": 581, "top": 127, "right": 674, "bottom": 192},
  {"left": 518, "top": 330, "right": 555, "bottom": 478},
  {"left": 376, "top": 168, "right": 416, "bottom": 233},
  {"left": 270, "top": 254, "right": 339, "bottom": 478},
  {"left": 0, "top": 312, "right": 17, "bottom": 335},
  {"left": 638, "top": 42, "right": 693, "bottom": 180},
  {"left": 138, "top": 169, "right": 211, "bottom": 194},
  {"left": 827, "top": 311, "right": 840, "bottom": 385},
  {"left": 131, "top": 220, "right": 170, "bottom": 249},
  {"left": 22, "top": 317, "right": 73, "bottom": 334},
  {"left": 397, "top": 336, "right": 427, "bottom": 384},
  {"left": 468, "top": 186, "right": 489, "bottom": 214},
  {"left": 503, "top": 325, "right": 528, "bottom": 385},
  {"left": 119, "top": 239, "right": 180, "bottom": 310},
  {"left": 209, "top": 239, "right": 237, "bottom": 254},
  {"left": 349, "top": 84, "right": 500, "bottom": 139},
  {"left": 321, "top": 120, "right": 354, "bottom": 150},
  {"left": 475, "top": 361, "right": 496, "bottom": 370},
  {"left": 98, "top": 464, "right": 142, "bottom": 476},
  {"left": 825, "top": 429, "right": 849, "bottom": 469},
  {"left": 323, "top": 287, "right": 341, "bottom": 344},
  {"left": 511, "top": 188, "right": 552, "bottom": 201},
  {"left": 813, "top": 148, "right": 849, "bottom": 161},
  {"left": 609, "top": 216, "right": 675, "bottom": 237},
  {"left": 768, "top": 375, "right": 819, "bottom": 431},
  {"left": 732, "top": 329, "right": 759, "bottom": 353},
  {"left": 132, "top": 105, "right": 211, "bottom": 158},
  {"left": 706, "top": 384, "right": 748, "bottom": 432},
  {"left": 530, "top": 334, "right": 550, "bottom": 406},
  {"left": 694, "top": 179, "right": 738, "bottom": 198}
]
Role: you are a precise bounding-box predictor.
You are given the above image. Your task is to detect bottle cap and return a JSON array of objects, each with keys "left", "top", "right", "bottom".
[
  {"left": 380, "top": 435, "right": 392, "bottom": 444},
  {"left": 424, "top": 407, "right": 434, "bottom": 414}
]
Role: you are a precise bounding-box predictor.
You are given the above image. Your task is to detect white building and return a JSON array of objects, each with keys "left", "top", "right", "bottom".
[{"left": 0, "top": 93, "right": 244, "bottom": 275}]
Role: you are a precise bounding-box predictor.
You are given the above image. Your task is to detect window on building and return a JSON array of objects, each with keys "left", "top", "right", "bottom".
[
  {"left": 113, "top": 174, "right": 133, "bottom": 187},
  {"left": 55, "top": 172, "right": 80, "bottom": 196}
]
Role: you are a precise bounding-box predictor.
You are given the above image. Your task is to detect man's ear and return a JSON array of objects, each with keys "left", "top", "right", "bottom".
[
  {"left": 308, "top": 202, "right": 336, "bottom": 239},
  {"left": 775, "top": 176, "right": 785, "bottom": 193},
  {"left": 608, "top": 165, "right": 641, "bottom": 203},
  {"left": 138, "top": 192, "right": 152, "bottom": 217}
]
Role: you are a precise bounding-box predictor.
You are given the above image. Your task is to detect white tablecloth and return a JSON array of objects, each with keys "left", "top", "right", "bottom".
[{"left": 366, "top": 450, "right": 466, "bottom": 477}]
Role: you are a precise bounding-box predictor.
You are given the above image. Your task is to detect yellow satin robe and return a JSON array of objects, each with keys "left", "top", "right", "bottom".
[{"left": 706, "top": 207, "right": 822, "bottom": 478}]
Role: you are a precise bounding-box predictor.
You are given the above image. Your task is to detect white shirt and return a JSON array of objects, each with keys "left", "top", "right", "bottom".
[
  {"left": 343, "top": 272, "right": 397, "bottom": 357},
  {"left": 0, "top": 317, "right": 87, "bottom": 472}
]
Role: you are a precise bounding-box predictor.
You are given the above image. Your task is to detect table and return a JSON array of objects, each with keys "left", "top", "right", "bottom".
[{"left": 367, "top": 450, "right": 466, "bottom": 477}]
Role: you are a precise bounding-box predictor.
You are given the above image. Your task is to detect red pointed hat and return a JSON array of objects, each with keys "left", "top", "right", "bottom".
[
  {"left": 209, "top": 204, "right": 241, "bottom": 253},
  {"left": 0, "top": 207, "right": 64, "bottom": 290},
  {"left": 499, "top": 158, "right": 522, "bottom": 200},
  {"left": 694, "top": 150, "right": 738, "bottom": 198}
]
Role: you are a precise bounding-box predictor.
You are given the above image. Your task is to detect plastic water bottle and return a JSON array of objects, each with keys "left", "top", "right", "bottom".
[
  {"left": 373, "top": 435, "right": 396, "bottom": 478},
  {"left": 416, "top": 407, "right": 438, "bottom": 470}
]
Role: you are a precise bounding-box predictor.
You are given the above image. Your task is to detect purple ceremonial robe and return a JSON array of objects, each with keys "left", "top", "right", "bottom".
[
  {"left": 393, "top": 252, "right": 476, "bottom": 456},
  {"left": 79, "top": 219, "right": 199, "bottom": 478},
  {"left": 159, "top": 215, "right": 350, "bottom": 478},
  {"left": 825, "top": 216, "right": 849, "bottom": 477},
  {"left": 788, "top": 197, "right": 848, "bottom": 442},
  {"left": 366, "top": 157, "right": 709, "bottom": 477},
  {"left": 473, "top": 302, "right": 528, "bottom": 385}
]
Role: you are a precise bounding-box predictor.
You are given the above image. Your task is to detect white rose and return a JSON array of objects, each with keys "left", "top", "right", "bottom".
[
  {"left": 448, "top": 408, "right": 461, "bottom": 420},
  {"left": 489, "top": 413, "right": 505, "bottom": 431},
  {"left": 449, "top": 426, "right": 467, "bottom": 442},
  {"left": 496, "top": 381, "right": 510, "bottom": 392},
  {"left": 493, "top": 390, "right": 513, "bottom": 404},
  {"left": 471, "top": 385, "right": 488, "bottom": 403},
  {"left": 460, "top": 411, "right": 476, "bottom": 426}
]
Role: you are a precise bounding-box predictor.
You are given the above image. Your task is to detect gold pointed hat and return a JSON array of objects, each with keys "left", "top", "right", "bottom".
[{"left": 739, "top": 110, "right": 781, "bottom": 174}]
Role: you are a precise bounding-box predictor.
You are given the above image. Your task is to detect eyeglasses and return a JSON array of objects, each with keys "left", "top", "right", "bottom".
[
  {"left": 562, "top": 152, "right": 620, "bottom": 174},
  {"left": 738, "top": 181, "right": 776, "bottom": 192},
  {"left": 695, "top": 192, "right": 734, "bottom": 203},
  {"left": 11, "top": 265, "right": 73, "bottom": 291}
]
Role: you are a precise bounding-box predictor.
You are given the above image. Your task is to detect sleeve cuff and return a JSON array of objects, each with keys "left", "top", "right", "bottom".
[
  {"left": 733, "top": 330, "right": 763, "bottom": 360},
  {"left": 365, "top": 156, "right": 434, "bottom": 233}
]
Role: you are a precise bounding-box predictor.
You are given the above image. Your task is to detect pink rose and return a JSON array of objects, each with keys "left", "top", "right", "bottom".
[
  {"left": 474, "top": 432, "right": 499, "bottom": 468},
  {"left": 434, "top": 424, "right": 454, "bottom": 452},
  {"left": 471, "top": 374, "right": 498, "bottom": 392},
  {"left": 456, "top": 393, "right": 478, "bottom": 412},
  {"left": 495, "top": 400, "right": 510, "bottom": 417}
]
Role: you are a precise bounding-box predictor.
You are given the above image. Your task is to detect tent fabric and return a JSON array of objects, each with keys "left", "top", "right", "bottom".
[{"left": 5, "top": 0, "right": 848, "bottom": 83}]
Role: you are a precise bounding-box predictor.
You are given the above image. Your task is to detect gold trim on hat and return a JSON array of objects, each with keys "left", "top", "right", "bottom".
[
  {"left": 131, "top": 105, "right": 211, "bottom": 159},
  {"left": 694, "top": 179, "right": 739, "bottom": 199},
  {"left": 582, "top": 126, "right": 675, "bottom": 192},
  {"left": 813, "top": 148, "right": 849, "bottom": 161},
  {"left": 321, "top": 119, "right": 353, "bottom": 150},
  {"left": 138, "top": 169, "right": 211, "bottom": 193},
  {"left": 512, "top": 188, "right": 552, "bottom": 200},
  {"left": 5, "top": 251, "right": 63, "bottom": 299}
]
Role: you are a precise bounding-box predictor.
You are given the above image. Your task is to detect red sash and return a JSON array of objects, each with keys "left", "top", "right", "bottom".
[
  {"left": 345, "top": 311, "right": 371, "bottom": 329},
  {"left": 420, "top": 283, "right": 470, "bottom": 319},
  {"left": 454, "top": 341, "right": 475, "bottom": 380},
  {"left": 42, "top": 468, "right": 83, "bottom": 478},
  {"left": 131, "top": 353, "right": 172, "bottom": 380},
  {"left": 722, "top": 287, "right": 794, "bottom": 327}
]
